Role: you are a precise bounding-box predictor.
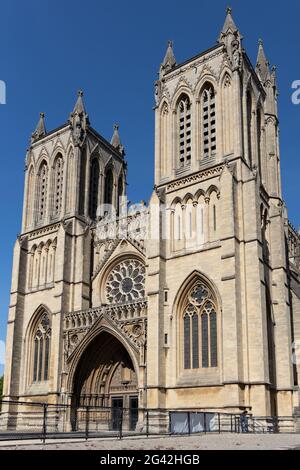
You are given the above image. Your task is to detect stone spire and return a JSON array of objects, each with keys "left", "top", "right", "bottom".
[
  {"left": 69, "top": 90, "right": 90, "bottom": 147},
  {"left": 218, "top": 7, "right": 243, "bottom": 71},
  {"left": 111, "top": 124, "right": 125, "bottom": 156},
  {"left": 72, "top": 89, "right": 86, "bottom": 115},
  {"left": 219, "top": 7, "right": 239, "bottom": 41},
  {"left": 159, "top": 40, "right": 176, "bottom": 77},
  {"left": 31, "top": 112, "right": 46, "bottom": 143},
  {"left": 256, "top": 39, "right": 271, "bottom": 83}
]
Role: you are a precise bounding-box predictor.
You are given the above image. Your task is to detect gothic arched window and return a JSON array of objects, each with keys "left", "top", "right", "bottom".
[
  {"left": 202, "top": 85, "right": 216, "bottom": 159},
  {"left": 257, "top": 108, "right": 262, "bottom": 178},
  {"left": 117, "top": 175, "right": 124, "bottom": 216},
  {"left": 32, "top": 311, "right": 51, "bottom": 382},
  {"left": 104, "top": 169, "right": 114, "bottom": 207},
  {"left": 177, "top": 95, "right": 191, "bottom": 167},
  {"left": 53, "top": 154, "right": 64, "bottom": 218},
  {"left": 182, "top": 281, "right": 218, "bottom": 370},
  {"left": 26, "top": 166, "right": 35, "bottom": 228},
  {"left": 37, "top": 161, "right": 48, "bottom": 222},
  {"left": 89, "top": 158, "right": 100, "bottom": 219},
  {"left": 247, "top": 91, "right": 253, "bottom": 168}
]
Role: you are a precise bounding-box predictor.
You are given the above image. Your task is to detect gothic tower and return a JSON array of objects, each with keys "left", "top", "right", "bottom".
[
  {"left": 147, "top": 7, "right": 295, "bottom": 419},
  {"left": 3, "top": 91, "right": 126, "bottom": 412},
  {"left": 2, "top": 9, "right": 300, "bottom": 432}
]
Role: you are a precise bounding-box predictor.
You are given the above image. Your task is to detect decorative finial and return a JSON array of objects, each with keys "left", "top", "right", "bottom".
[
  {"left": 78, "top": 90, "right": 83, "bottom": 97},
  {"left": 226, "top": 6, "right": 232, "bottom": 14},
  {"left": 258, "top": 38, "right": 263, "bottom": 46},
  {"left": 40, "top": 112, "right": 45, "bottom": 118},
  {"left": 167, "top": 40, "right": 173, "bottom": 48},
  {"left": 114, "top": 123, "right": 119, "bottom": 131}
]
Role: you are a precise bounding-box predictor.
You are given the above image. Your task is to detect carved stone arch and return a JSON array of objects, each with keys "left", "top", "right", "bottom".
[
  {"left": 25, "top": 304, "right": 52, "bottom": 340},
  {"left": 265, "top": 115, "right": 276, "bottom": 126},
  {"left": 36, "top": 156, "right": 49, "bottom": 174},
  {"left": 66, "top": 140, "right": 74, "bottom": 155},
  {"left": 66, "top": 321, "right": 140, "bottom": 394},
  {"left": 195, "top": 189, "right": 206, "bottom": 201},
  {"left": 219, "top": 68, "right": 232, "bottom": 88},
  {"left": 206, "top": 185, "right": 220, "bottom": 199},
  {"left": 51, "top": 148, "right": 64, "bottom": 168},
  {"left": 159, "top": 98, "right": 170, "bottom": 114},
  {"left": 159, "top": 97, "right": 170, "bottom": 114},
  {"left": 173, "top": 270, "right": 222, "bottom": 316},
  {"left": 195, "top": 74, "right": 218, "bottom": 99},
  {"left": 171, "top": 86, "right": 193, "bottom": 113},
  {"left": 45, "top": 239, "right": 52, "bottom": 249},
  {"left": 37, "top": 241, "right": 45, "bottom": 251},
  {"left": 170, "top": 196, "right": 182, "bottom": 210},
  {"left": 103, "top": 361, "right": 121, "bottom": 395},
  {"left": 182, "top": 192, "right": 194, "bottom": 205},
  {"left": 36, "top": 146, "right": 50, "bottom": 168},
  {"left": 30, "top": 243, "right": 37, "bottom": 255},
  {"left": 52, "top": 137, "right": 66, "bottom": 159}
]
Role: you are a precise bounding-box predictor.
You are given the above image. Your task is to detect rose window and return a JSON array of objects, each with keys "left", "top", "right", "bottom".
[{"left": 106, "top": 259, "right": 145, "bottom": 304}]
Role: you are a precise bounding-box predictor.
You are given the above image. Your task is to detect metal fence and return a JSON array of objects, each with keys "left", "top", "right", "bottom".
[{"left": 0, "top": 399, "right": 295, "bottom": 443}]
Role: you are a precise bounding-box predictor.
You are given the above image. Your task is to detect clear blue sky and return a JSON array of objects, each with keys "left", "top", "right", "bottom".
[{"left": 0, "top": 0, "right": 300, "bottom": 375}]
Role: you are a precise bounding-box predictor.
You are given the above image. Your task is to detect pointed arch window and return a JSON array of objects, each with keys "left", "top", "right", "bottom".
[
  {"left": 26, "top": 166, "right": 35, "bottom": 228},
  {"left": 257, "top": 108, "right": 262, "bottom": 178},
  {"left": 202, "top": 85, "right": 216, "bottom": 159},
  {"left": 177, "top": 95, "right": 192, "bottom": 166},
  {"left": 37, "top": 161, "right": 48, "bottom": 222},
  {"left": 89, "top": 158, "right": 100, "bottom": 219},
  {"left": 32, "top": 311, "right": 51, "bottom": 383},
  {"left": 53, "top": 154, "right": 64, "bottom": 218},
  {"left": 182, "top": 282, "right": 218, "bottom": 370},
  {"left": 117, "top": 175, "right": 124, "bottom": 216},
  {"left": 247, "top": 91, "right": 253, "bottom": 168},
  {"left": 104, "top": 169, "right": 114, "bottom": 207}
]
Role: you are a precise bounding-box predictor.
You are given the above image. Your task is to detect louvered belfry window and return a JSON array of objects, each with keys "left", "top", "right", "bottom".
[
  {"left": 89, "top": 158, "right": 100, "bottom": 219},
  {"left": 178, "top": 95, "right": 192, "bottom": 166},
  {"left": 202, "top": 85, "right": 216, "bottom": 159},
  {"left": 53, "top": 155, "right": 64, "bottom": 217}
]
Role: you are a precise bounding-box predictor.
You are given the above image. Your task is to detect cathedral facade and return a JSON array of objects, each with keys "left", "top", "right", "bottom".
[{"left": 3, "top": 9, "right": 300, "bottom": 431}]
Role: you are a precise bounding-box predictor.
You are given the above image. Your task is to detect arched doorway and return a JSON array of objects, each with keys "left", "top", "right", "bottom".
[{"left": 71, "top": 331, "right": 138, "bottom": 431}]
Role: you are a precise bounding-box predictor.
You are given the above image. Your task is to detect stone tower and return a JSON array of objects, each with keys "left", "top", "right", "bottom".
[
  {"left": 3, "top": 91, "right": 126, "bottom": 412},
  {"left": 147, "top": 7, "right": 296, "bottom": 419},
  {"left": 3, "top": 9, "right": 300, "bottom": 432}
]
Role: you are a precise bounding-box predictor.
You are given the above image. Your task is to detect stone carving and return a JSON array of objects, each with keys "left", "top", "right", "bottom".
[
  {"left": 231, "top": 39, "right": 241, "bottom": 70},
  {"left": 166, "top": 165, "right": 224, "bottom": 193},
  {"left": 154, "top": 80, "right": 162, "bottom": 106},
  {"left": 63, "top": 301, "right": 148, "bottom": 358}
]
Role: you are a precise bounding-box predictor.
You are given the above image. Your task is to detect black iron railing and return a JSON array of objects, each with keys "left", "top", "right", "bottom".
[{"left": 0, "top": 399, "right": 295, "bottom": 443}]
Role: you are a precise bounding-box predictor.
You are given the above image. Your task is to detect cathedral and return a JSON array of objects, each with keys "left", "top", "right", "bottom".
[{"left": 2, "top": 8, "right": 300, "bottom": 432}]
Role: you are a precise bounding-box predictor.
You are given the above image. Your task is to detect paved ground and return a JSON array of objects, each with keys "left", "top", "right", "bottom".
[{"left": 1, "top": 433, "right": 300, "bottom": 450}]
